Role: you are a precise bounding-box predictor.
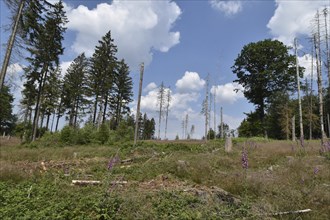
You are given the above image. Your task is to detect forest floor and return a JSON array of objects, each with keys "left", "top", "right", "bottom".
[{"left": 1, "top": 137, "right": 329, "bottom": 219}]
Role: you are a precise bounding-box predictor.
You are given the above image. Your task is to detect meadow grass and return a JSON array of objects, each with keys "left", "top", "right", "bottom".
[{"left": 1, "top": 137, "right": 329, "bottom": 219}]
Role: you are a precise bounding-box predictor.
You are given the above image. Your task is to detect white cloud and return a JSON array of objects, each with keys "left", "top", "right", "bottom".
[
  {"left": 297, "top": 54, "right": 317, "bottom": 80},
  {"left": 65, "top": 0, "right": 181, "bottom": 69},
  {"left": 60, "top": 61, "right": 73, "bottom": 78},
  {"left": 175, "top": 71, "right": 205, "bottom": 93},
  {"left": 140, "top": 83, "right": 200, "bottom": 113},
  {"left": 5, "top": 63, "right": 24, "bottom": 90},
  {"left": 210, "top": 0, "right": 243, "bottom": 16},
  {"left": 143, "top": 82, "right": 157, "bottom": 92},
  {"left": 267, "top": 1, "right": 328, "bottom": 45},
  {"left": 211, "top": 82, "right": 244, "bottom": 104}
]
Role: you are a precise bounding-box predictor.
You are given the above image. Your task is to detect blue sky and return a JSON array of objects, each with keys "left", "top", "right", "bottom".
[{"left": 1, "top": 0, "right": 329, "bottom": 139}]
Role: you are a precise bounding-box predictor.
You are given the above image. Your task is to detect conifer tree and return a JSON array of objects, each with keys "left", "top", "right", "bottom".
[
  {"left": 110, "top": 59, "right": 133, "bottom": 127},
  {"left": 62, "top": 53, "right": 90, "bottom": 128},
  {"left": 89, "top": 31, "right": 118, "bottom": 125}
]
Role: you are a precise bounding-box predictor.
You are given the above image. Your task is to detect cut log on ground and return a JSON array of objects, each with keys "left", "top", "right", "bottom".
[
  {"left": 121, "top": 158, "right": 133, "bottom": 164},
  {"left": 72, "top": 180, "right": 101, "bottom": 186},
  {"left": 273, "top": 209, "right": 312, "bottom": 216}
]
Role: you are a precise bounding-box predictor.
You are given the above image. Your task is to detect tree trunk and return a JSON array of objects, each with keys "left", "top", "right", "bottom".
[
  {"left": 0, "top": 0, "right": 25, "bottom": 89},
  {"left": 292, "top": 115, "right": 296, "bottom": 142},
  {"left": 134, "top": 63, "right": 144, "bottom": 146},
  {"left": 55, "top": 101, "right": 62, "bottom": 132},
  {"left": 286, "top": 104, "right": 289, "bottom": 140},
  {"left": 323, "top": 8, "right": 330, "bottom": 94},
  {"left": 220, "top": 107, "right": 224, "bottom": 139},
  {"left": 46, "top": 113, "right": 50, "bottom": 130},
  {"left": 314, "top": 33, "right": 327, "bottom": 143},
  {"left": 50, "top": 111, "right": 55, "bottom": 132},
  {"left": 102, "top": 94, "right": 108, "bottom": 124},
  {"left": 295, "top": 38, "right": 304, "bottom": 144},
  {"left": 74, "top": 97, "right": 79, "bottom": 128},
  {"left": 32, "top": 65, "right": 48, "bottom": 141},
  {"left": 92, "top": 95, "right": 98, "bottom": 125},
  {"left": 310, "top": 41, "right": 314, "bottom": 140}
]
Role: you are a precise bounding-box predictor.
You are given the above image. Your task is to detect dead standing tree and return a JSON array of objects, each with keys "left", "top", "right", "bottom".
[
  {"left": 164, "top": 87, "right": 171, "bottom": 140},
  {"left": 157, "top": 82, "right": 166, "bottom": 140},
  {"left": 313, "top": 10, "right": 327, "bottom": 143},
  {"left": 201, "top": 74, "right": 210, "bottom": 141}
]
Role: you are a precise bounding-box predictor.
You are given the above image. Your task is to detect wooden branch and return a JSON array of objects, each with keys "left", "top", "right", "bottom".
[
  {"left": 121, "top": 158, "right": 133, "bottom": 164},
  {"left": 71, "top": 180, "right": 101, "bottom": 185},
  {"left": 273, "top": 209, "right": 312, "bottom": 216}
]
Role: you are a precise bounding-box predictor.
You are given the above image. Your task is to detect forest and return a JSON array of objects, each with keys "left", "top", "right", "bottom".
[
  {"left": 0, "top": 1, "right": 329, "bottom": 145},
  {"left": 1, "top": 1, "right": 329, "bottom": 145},
  {"left": 1, "top": 1, "right": 330, "bottom": 219}
]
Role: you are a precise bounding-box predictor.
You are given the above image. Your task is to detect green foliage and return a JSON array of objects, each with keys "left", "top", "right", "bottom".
[
  {"left": 1, "top": 140, "right": 329, "bottom": 219},
  {"left": 233, "top": 39, "right": 302, "bottom": 136},
  {"left": 238, "top": 112, "right": 263, "bottom": 137},
  {"left": 97, "top": 123, "right": 110, "bottom": 144},
  {"left": 62, "top": 53, "right": 90, "bottom": 127},
  {"left": 0, "top": 85, "right": 16, "bottom": 135},
  {"left": 207, "top": 128, "right": 215, "bottom": 140}
]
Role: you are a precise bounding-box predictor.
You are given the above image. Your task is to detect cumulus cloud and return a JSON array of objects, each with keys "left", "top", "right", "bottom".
[
  {"left": 210, "top": 0, "right": 243, "bottom": 16},
  {"left": 60, "top": 61, "right": 73, "bottom": 78},
  {"left": 211, "top": 82, "right": 244, "bottom": 104},
  {"left": 65, "top": 0, "right": 181, "bottom": 69},
  {"left": 143, "top": 82, "right": 157, "bottom": 92},
  {"left": 175, "top": 71, "right": 206, "bottom": 93},
  {"left": 5, "top": 63, "right": 24, "bottom": 90},
  {"left": 267, "top": 0, "right": 328, "bottom": 45},
  {"left": 140, "top": 82, "right": 200, "bottom": 113},
  {"left": 297, "top": 54, "right": 317, "bottom": 80}
]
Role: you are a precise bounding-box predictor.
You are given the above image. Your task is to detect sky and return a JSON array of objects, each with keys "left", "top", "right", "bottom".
[{"left": 1, "top": 0, "right": 329, "bottom": 139}]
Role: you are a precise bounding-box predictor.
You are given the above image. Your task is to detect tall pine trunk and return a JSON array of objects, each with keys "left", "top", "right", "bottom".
[
  {"left": 0, "top": 0, "right": 25, "bottom": 89},
  {"left": 92, "top": 95, "right": 98, "bottom": 125},
  {"left": 102, "top": 94, "right": 108, "bottom": 124},
  {"left": 32, "top": 65, "right": 48, "bottom": 141}
]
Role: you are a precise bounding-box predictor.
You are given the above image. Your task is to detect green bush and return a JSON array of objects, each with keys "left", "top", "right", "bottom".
[
  {"left": 60, "top": 125, "right": 75, "bottom": 144},
  {"left": 97, "top": 123, "right": 110, "bottom": 144}
]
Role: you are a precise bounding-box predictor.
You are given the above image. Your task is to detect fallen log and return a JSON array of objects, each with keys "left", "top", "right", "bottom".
[
  {"left": 121, "top": 158, "right": 133, "bottom": 164},
  {"left": 71, "top": 180, "right": 101, "bottom": 185},
  {"left": 272, "top": 209, "right": 312, "bottom": 216}
]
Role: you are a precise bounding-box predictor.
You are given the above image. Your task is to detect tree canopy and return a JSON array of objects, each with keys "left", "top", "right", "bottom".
[{"left": 232, "top": 39, "right": 303, "bottom": 136}]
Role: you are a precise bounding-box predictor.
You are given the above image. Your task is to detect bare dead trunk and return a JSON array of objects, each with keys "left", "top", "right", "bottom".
[{"left": 0, "top": 0, "right": 25, "bottom": 89}]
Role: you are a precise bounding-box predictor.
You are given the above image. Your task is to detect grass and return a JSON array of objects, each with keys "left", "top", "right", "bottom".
[{"left": 1, "top": 137, "right": 329, "bottom": 219}]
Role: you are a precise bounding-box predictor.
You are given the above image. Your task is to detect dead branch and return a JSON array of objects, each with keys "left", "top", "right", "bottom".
[{"left": 71, "top": 180, "right": 101, "bottom": 186}]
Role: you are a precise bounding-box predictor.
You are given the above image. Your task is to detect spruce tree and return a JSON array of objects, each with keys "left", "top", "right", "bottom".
[
  {"left": 110, "top": 59, "right": 133, "bottom": 127},
  {"left": 62, "top": 53, "right": 90, "bottom": 128},
  {"left": 89, "top": 31, "right": 118, "bottom": 125}
]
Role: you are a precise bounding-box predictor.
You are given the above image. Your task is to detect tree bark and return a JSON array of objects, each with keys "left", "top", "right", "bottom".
[
  {"left": 0, "top": 0, "right": 25, "bottom": 89},
  {"left": 314, "top": 33, "right": 327, "bottom": 143},
  {"left": 295, "top": 38, "right": 304, "bottom": 144}
]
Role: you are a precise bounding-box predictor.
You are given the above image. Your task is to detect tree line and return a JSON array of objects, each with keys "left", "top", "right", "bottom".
[
  {"left": 0, "top": 0, "right": 155, "bottom": 142},
  {"left": 234, "top": 8, "right": 330, "bottom": 143}
]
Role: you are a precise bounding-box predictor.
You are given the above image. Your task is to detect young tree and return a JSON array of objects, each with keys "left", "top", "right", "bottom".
[
  {"left": 232, "top": 39, "right": 302, "bottom": 137},
  {"left": 141, "top": 113, "right": 155, "bottom": 140}
]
